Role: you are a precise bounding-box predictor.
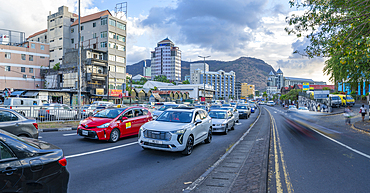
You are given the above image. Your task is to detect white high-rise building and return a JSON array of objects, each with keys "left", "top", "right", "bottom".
[
  {"left": 190, "top": 62, "right": 209, "bottom": 84},
  {"left": 150, "top": 38, "right": 181, "bottom": 81}
]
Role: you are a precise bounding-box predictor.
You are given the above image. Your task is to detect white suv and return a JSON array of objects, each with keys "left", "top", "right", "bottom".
[{"left": 138, "top": 107, "right": 212, "bottom": 155}]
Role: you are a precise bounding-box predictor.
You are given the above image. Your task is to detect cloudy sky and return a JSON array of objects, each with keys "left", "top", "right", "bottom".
[{"left": 0, "top": 0, "right": 330, "bottom": 83}]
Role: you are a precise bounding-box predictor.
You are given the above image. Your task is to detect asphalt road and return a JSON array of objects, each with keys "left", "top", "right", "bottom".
[
  {"left": 265, "top": 105, "right": 370, "bottom": 193},
  {"left": 38, "top": 109, "right": 260, "bottom": 193}
]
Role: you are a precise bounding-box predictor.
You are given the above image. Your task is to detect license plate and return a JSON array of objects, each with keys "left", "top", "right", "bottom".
[
  {"left": 149, "top": 139, "right": 163, "bottom": 144},
  {"left": 82, "top": 130, "right": 88, "bottom": 136}
]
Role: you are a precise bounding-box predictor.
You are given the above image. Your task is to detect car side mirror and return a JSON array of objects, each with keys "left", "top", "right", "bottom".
[
  {"left": 121, "top": 117, "right": 128, "bottom": 121},
  {"left": 152, "top": 116, "right": 157, "bottom": 120},
  {"left": 195, "top": 119, "right": 202, "bottom": 124}
]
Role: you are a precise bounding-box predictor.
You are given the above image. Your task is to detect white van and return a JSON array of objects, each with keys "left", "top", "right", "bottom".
[
  {"left": 3, "top": 98, "right": 47, "bottom": 117},
  {"left": 92, "top": 101, "right": 114, "bottom": 106}
]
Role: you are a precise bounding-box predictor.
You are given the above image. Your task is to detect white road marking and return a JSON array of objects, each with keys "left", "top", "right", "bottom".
[
  {"left": 311, "top": 125, "right": 370, "bottom": 159},
  {"left": 38, "top": 136, "right": 42, "bottom": 139},
  {"left": 65, "top": 142, "right": 138, "bottom": 159},
  {"left": 63, "top": 133, "right": 77, "bottom": 136}
]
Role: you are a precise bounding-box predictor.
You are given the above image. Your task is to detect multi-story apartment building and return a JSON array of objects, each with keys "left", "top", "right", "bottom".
[
  {"left": 241, "top": 83, "right": 255, "bottom": 98},
  {"left": 151, "top": 38, "right": 181, "bottom": 81},
  {"left": 28, "top": 6, "right": 127, "bottom": 93},
  {"left": 190, "top": 62, "right": 209, "bottom": 84},
  {"left": 192, "top": 69, "right": 235, "bottom": 99},
  {"left": 0, "top": 41, "right": 49, "bottom": 90},
  {"left": 235, "top": 82, "right": 241, "bottom": 100}
]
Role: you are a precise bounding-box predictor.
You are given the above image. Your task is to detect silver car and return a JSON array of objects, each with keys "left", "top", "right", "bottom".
[
  {"left": 209, "top": 110, "right": 235, "bottom": 135},
  {"left": 0, "top": 108, "right": 39, "bottom": 138},
  {"left": 152, "top": 104, "right": 185, "bottom": 119},
  {"left": 220, "top": 107, "right": 239, "bottom": 123}
]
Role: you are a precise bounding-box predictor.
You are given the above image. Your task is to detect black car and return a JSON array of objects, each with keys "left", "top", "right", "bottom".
[
  {"left": 0, "top": 108, "right": 38, "bottom": 138},
  {"left": 0, "top": 129, "right": 69, "bottom": 192}
]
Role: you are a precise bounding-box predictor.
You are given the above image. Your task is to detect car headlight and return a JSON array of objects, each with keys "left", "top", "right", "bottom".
[
  {"left": 170, "top": 129, "right": 186, "bottom": 135},
  {"left": 221, "top": 124, "right": 226, "bottom": 126},
  {"left": 97, "top": 122, "right": 110, "bottom": 128},
  {"left": 138, "top": 126, "right": 145, "bottom": 138}
]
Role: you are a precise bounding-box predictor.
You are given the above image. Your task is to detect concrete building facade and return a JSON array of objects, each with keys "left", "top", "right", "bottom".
[
  {"left": 190, "top": 62, "right": 209, "bottom": 84},
  {"left": 151, "top": 38, "right": 181, "bottom": 81},
  {"left": 192, "top": 69, "right": 235, "bottom": 99},
  {"left": 241, "top": 83, "right": 255, "bottom": 98},
  {"left": 0, "top": 41, "right": 49, "bottom": 90}
]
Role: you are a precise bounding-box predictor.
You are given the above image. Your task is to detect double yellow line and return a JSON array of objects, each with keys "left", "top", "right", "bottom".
[{"left": 267, "top": 109, "right": 294, "bottom": 193}]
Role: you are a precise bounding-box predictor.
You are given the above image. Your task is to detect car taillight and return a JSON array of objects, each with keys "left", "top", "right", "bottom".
[
  {"left": 58, "top": 157, "right": 67, "bottom": 167},
  {"left": 32, "top": 123, "right": 38, "bottom": 130},
  {"left": 83, "top": 110, "right": 86, "bottom": 112},
  {"left": 10, "top": 106, "right": 12, "bottom": 109},
  {"left": 46, "top": 110, "right": 50, "bottom": 113}
]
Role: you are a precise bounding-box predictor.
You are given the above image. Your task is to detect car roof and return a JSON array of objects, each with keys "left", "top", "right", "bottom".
[
  {"left": 166, "top": 108, "right": 199, "bottom": 112},
  {"left": 210, "top": 110, "right": 229, "bottom": 112}
]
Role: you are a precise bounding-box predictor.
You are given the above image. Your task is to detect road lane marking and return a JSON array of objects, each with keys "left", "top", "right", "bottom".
[
  {"left": 63, "top": 133, "right": 77, "bottom": 136},
  {"left": 272, "top": 115, "right": 283, "bottom": 193},
  {"left": 65, "top": 142, "right": 138, "bottom": 159}
]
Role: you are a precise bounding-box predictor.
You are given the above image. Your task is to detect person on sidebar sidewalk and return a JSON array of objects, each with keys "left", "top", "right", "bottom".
[
  {"left": 360, "top": 104, "right": 367, "bottom": 122},
  {"left": 344, "top": 106, "right": 353, "bottom": 125}
]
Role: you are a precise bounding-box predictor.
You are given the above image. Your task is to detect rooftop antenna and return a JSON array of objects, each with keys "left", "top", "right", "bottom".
[{"left": 115, "top": 2, "right": 127, "bottom": 20}]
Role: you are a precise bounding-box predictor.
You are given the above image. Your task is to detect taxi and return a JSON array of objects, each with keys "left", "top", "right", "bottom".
[{"left": 77, "top": 106, "right": 152, "bottom": 142}]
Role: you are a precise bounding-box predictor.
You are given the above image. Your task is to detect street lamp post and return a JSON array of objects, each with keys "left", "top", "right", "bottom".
[{"left": 198, "top": 55, "right": 210, "bottom": 103}]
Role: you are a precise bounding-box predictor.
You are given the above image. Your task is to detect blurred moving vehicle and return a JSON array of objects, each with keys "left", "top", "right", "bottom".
[
  {"left": 209, "top": 110, "right": 235, "bottom": 134},
  {"left": 323, "top": 94, "right": 341, "bottom": 108},
  {"left": 250, "top": 104, "right": 257, "bottom": 113},
  {"left": 38, "top": 104, "right": 78, "bottom": 121},
  {"left": 220, "top": 107, "right": 239, "bottom": 123},
  {"left": 138, "top": 107, "right": 212, "bottom": 155},
  {"left": 152, "top": 104, "right": 182, "bottom": 119},
  {"left": 81, "top": 105, "right": 98, "bottom": 118},
  {"left": 288, "top": 105, "right": 298, "bottom": 112},
  {"left": 335, "top": 94, "right": 355, "bottom": 107},
  {"left": 267, "top": 101, "right": 275, "bottom": 106},
  {"left": 78, "top": 106, "right": 152, "bottom": 142},
  {"left": 298, "top": 107, "right": 309, "bottom": 111},
  {"left": 236, "top": 105, "right": 251, "bottom": 119},
  {"left": 0, "top": 108, "right": 39, "bottom": 138},
  {"left": 3, "top": 97, "right": 46, "bottom": 118},
  {"left": 0, "top": 129, "right": 69, "bottom": 192},
  {"left": 194, "top": 105, "right": 209, "bottom": 112}
]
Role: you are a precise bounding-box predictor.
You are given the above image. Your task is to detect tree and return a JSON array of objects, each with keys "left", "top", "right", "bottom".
[
  {"left": 262, "top": 92, "right": 268, "bottom": 99},
  {"left": 154, "top": 75, "right": 170, "bottom": 83},
  {"left": 182, "top": 80, "right": 190, "bottom": 84},
  {"left": 255, "top": 90, "right": 260, "bottom": 96},
  {"left": 322, "top": 87, "right": 331, "bottom": 91},
  {"left": 286, "top": 0, "right": 370, "bottom": 89},
  {"left": 248, "top": 94, "right": 254, "bottom": 99}
]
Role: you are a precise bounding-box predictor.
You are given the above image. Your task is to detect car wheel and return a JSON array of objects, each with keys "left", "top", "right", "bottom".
[
  {"left": 204, "top": 128, "right": 212, "bottom": 144},
  {"left": 224, "top": 125, "right": 228, "bottom": 135},
  {"left": 109, "top": 128, "right": 120, "bottom": 143},
  {"left": 231, "top": 122, "right": 235, "bottom": 130},
  {"left": 182, "top": 135, "right": 194, "bottom": 156}
]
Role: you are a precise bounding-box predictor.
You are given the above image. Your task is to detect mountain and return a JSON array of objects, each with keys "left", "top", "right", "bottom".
[{"left": 126, "top": 57, "right": 275, "bottom": 90}]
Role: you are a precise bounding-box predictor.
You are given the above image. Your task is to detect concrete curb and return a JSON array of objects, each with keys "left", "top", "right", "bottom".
[
  {"left": 352, "top": 122, "right": 370, "bottom": 134},
  {"left": 40, "top": 127, "right": 77, "bottom": 132},
  {"left": 183, "top": 106, "right": 262, "bottom": 192}
]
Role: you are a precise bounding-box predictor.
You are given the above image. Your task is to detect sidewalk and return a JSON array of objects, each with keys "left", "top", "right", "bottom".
[{"left": 353, "top": 119, "right": 370, "bottom": 133}]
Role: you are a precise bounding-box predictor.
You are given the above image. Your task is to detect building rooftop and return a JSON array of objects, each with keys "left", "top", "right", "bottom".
[
  {"left": 27, "top": 29, "right": 47, "bottom": 39},
  {"left": 276, "top": 68, "right": 283, "bottom": 74},
  {"left": 71, "top": 10, "right": 112, "bottom": 26},
  {"left": 268, "top": 71, "right": 275, "bottom": 76},
  {"left": 285, "top": 77, "right": 314, "bottom": 82},
  {"left": 158, "top": 37, "right": 173, "bottom": 44}
]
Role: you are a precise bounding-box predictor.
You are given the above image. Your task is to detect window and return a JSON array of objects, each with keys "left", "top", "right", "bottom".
[
  {"left": 21, "top": 67, "right": 25, "bottom": 72},
  {"left": 116, "top": 56, "right": 125, "bottom": 63},
  {"left": 29, "top": 55, "right": 33, "bottom": 61},
  {"left": 109, "top": 54, "right": 115, "bottom": 61},
  {"left": 59, "top": 58, "right": 62, "bottom": 60},
  {"left": 117, "top": 22, "right": 126, "bottom": 30},
  {"left": 23, "top": 74, "right": 27, "bottom": 79},
  {"left": 109, "top": 42, "right": 116, "bottom": 49},
  {"left": 93, "top": 33, "right": 97, "bottom": 38},
  {"left": 32, "top": 76, "right": 35, "bottom": 79},
  {"left": 5, "top": 52, "right": 10, "bottom": 59},
  {"left": 59, "top": 48, "right": 62, "bottom": 50},
  {"left": 101, "top": 17, "right": 107, "bottom": 25},
  {"left": 31, "top": 43, "right": 35, "bottom": 49},
  {"left": 117, "top": 34, "right": 125, "bottom": 42},
  {"left": 29, "top": 68, "right": 34, "bottom": 73},
  {"left": 59, "top": 16, "right": 63, "bottom": 19},
  {"left": 5, "top": 66, "right": 10, "bottom": 71},
  {"left": 71, "top": 28, "right": 74, "bottom": 33},
  {"left": 0, "top": 142, "right": 16, "bottom": 159},
  {"left": 100, "top": 42, "right": 107, "bottom": 48},
  {"left": 101, "top": 31, "right": 107, "bottom": 38},
  {"left": 50, "top": 40, "right": 54, "bottom": 42},
  {"left": 71, "top": 38, "right": 74, "bottom": 44},
  {"left": 59, "top": 26, "right": 62, "bottom": 28},
  {"left": 50, "top": 60, "right": 54, "bottom": 62},
  {"left": 93, "top": 22, "right": 96, "bottom": 27},
  {"left": 117, "top": 44, "right": 125, "bottom": 51},
  {"left": 50, "top": 28, "right": 54, "bottom": 31},
  {"left": 40, "top": 56, "right": 45, "bottom": 59},
  {"left": 40, "top": 45, "right": 44, "bottom": 50},
  {"left": 81, "top": 36, "right": 84, "bottom": 41},
  {"left": 116, "top": 66, "right": 125, "bottom": 73},
  {"left": 50, "top": 50, "right": 54, "bottom": 52},
  {"left": 21, "top": 54, "right": 26, "bottom": 60},
  {"left": 50, "top": 19, "right": 54, "bottom": 22},
  {"left": 109, "top": 31, "right": 116, "bottom": 39},
  {"left": 71, "top": 18, "right": 74, "bottom": 22},
  {"left": 37, "top": 38, "right": 40, "bottom": 42},
  {"left": 81, "top": 26, "right": 84, "bottom": 31},
  {"left": 109, "top": 18, "right": 116, "bottom": 26},
  {"left": 59, "top": 37, "right": 62, "bottom": 40}
]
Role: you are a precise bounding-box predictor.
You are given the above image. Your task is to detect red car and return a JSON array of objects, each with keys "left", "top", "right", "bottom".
[{"left": 77, "top": 107, "right": 152, "bottom": 142}]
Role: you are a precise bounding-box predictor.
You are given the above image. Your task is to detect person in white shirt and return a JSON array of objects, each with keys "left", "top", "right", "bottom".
[{"left": 360, "top": 104, "right": 367, "bottom": 122}]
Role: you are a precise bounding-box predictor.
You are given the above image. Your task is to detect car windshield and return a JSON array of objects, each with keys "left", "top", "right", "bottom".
[
  {"left": 156, "top": 111, "right": 193, "bottom": 123},
  {"left": 298, "top": 107, "right": 308, "bottom": 110},
  {"left": 289, "top": 105, "right": 297, "bottom": 109},
  {"left": 236, "top": 106, "right": 247, "bottom": 109},
  {"left": 93, "top": 108, "right": 125, "bottom": 118},
  {"left": 209, "top": 111, "right": 227, "bottom": 119},
  {"left": 195, "top": 106, "right": 206, "bottom": 110},
  {"left": 332, "top": 96, "right": 340, "bottom": 100},
  {"left": 4, "top": 99, "right": 10, "bottom": 105},
  {"left": 230, "top": 103, "right": 236, "bottom": 105},
  {"left": 158, "top": 105, "right": 177, "bottom": 111},
  {"left": 222, "top": 104, "right": 231, "bottom": 107},
  {"left": 210, "top": 105, "right": 221, "bottom": 109},
  {"left": 220, "top": 108, "right": 233, "bottom": 111},
  {"left": 346, "top": 96, "right": 354, "bottom": 100}
]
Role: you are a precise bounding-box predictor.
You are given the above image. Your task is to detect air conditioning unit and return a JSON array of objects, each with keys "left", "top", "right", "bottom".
[{"left": 23, "top": 74, "right": 27, "bottom": 78}]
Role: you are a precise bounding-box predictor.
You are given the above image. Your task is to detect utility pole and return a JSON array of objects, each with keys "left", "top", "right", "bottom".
[
  {"left": 77, "top": 0, "right": 82, "bottom": 119},
  {"left": 129, "top": 77, "right": 132, "bottom": 105},
  {"left": 198, "top": 55, "right": 210, "bottom": 103}
]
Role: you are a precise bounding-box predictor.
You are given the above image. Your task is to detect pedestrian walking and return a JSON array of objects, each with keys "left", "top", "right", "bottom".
[
  {"left": 317, "top": 104, "right": 321, "bottom": 112},
  {"left": 344, "top": 106, "right": 353, "bottom": 125},
  {"left": 360, "top": 104, "right": 367, "bottom": 122}
]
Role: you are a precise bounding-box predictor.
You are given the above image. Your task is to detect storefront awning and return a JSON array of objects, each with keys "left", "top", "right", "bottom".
[
  {"left": 10, "top": 91, "right": 26, "bottom": 97},
  {"left": 22, "top": 91, "right": 39, "bottom": 97}
]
